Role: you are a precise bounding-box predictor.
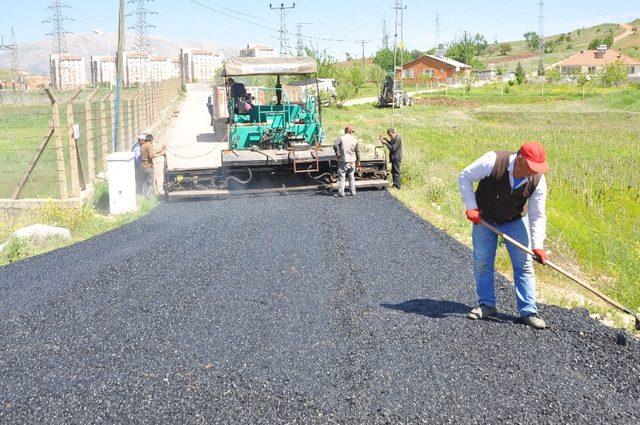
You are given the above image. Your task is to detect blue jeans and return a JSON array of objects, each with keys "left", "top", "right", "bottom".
[{"left": 471, "top": 217, "right": 538, "bottom": 317}]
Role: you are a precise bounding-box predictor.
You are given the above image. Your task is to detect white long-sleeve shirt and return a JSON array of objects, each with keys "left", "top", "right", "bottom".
[{"left": 458, "top": 151, "right": 547, "bottom": 249}]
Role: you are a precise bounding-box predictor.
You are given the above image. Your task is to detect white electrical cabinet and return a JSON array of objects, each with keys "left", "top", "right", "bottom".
[{"left": 107, "top": 152, "right": 137, "bottom": 215}]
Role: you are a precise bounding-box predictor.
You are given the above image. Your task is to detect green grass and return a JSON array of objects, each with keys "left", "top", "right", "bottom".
[
  {"left": 0, "top": 180, "right": 158, "bottom": 266},
  {"left": 323, "top": 82, "right": 640, "bottom": 319}
]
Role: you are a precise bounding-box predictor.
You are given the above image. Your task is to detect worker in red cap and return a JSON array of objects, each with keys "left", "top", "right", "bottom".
[{"left": 458, "top": 142, "right": 550, "bottom": 329}]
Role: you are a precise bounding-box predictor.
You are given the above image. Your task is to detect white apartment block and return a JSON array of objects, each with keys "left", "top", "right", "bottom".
[
  {"left": 90, "top": 55, "right": 116, "bottom": 86},
  {"left": 50, "top": 54, "right": 86, "bottom": 90},
  {"left": 125, "top": 52, "right": 151, "bottom": 86},
  {"left": 150, "top": 55, "right": 177, "bottom": 82},
  {"left": 239, "top": 44, "right": 277, "bottom": 58},
  {"left": 179, "top": 48, "right": 224, "bottom": 82}
]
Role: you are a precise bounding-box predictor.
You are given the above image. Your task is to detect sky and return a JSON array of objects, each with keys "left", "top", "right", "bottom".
[{"left": 1, "top": 0, "right": 639, "bottom": 59}]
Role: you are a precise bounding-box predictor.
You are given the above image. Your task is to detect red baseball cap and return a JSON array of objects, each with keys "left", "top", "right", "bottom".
[{"left": 519, "top": 141, "right": 549, "bottom": 173}]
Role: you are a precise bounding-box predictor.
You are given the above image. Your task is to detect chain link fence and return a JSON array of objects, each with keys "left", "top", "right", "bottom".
[{"left": 0, "top": 79, "right": 181, "bottom": 201}]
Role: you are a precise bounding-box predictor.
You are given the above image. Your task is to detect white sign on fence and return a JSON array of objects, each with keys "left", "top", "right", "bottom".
[{"left": 72, "top": 124, "right": 80, "bottom": 140}]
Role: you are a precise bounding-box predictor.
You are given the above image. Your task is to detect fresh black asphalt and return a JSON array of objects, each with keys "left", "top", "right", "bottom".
[{"left": 0, "top": 191, "right": 638, "bottom": 423}]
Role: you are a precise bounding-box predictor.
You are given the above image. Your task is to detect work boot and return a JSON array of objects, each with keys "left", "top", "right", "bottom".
[
  {"left": 467, "top": 304, "right": 497, "bottom": 320},
  {"left": 521, "top": 313, "right": 547, "bottom": 330}
]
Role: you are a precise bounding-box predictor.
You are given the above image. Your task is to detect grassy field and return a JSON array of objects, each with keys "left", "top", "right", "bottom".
[{"left": 323, "top": 82, "right": 640, "bottom": 326}]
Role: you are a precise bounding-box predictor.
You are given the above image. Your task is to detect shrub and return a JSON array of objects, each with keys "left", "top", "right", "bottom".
[
  {"left": 515, "top": 62, "right": 525, "bottom": 84},
  {"left": 600, "top": 61, "right": 628, "bottom": 87},
  {"left": 499, "top": 43, "right": 512, "bottom": 56},
  {"left": 546, "top": 67, "right": 562, "bottom": 83},
  {"left": 39, "top": 202, "right": 95, "bottom": 231},
  {"left": 3, "top": 237, "right": 34, "bottom": 263}
]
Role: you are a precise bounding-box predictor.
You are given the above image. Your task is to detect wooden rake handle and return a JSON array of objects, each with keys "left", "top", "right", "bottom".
[{"left": 479, "top": 220, "right": 636, "bottom": 318}]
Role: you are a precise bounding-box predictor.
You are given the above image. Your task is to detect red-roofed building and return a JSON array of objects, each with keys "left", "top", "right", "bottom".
[
  {"left": 556, "top": 46, "right": 640, "bottom": 76},
  {"left": 398, "top": 55, "right": 471, "bottom": 84}
]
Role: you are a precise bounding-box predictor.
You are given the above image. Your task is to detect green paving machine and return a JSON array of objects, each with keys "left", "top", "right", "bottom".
[{"left": 164, "top": 57, "right": 388, "bottom": 197}]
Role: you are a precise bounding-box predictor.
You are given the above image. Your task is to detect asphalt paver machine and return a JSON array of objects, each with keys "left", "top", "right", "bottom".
[{"left": 164, "top": 57, "right": 388, "bottom": 197}]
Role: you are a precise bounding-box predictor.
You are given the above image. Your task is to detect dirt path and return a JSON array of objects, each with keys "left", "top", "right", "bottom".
[
  {"left": 161, "top": 83, "right": 226, "bottom": 171},
  {"left": 614, "top": 23, "right": 635, "bottom": 43}
]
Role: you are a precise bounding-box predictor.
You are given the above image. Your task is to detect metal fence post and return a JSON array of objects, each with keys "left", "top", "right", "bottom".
[{"left": 46, "top": 89, "right": 69, "bottom": 199}]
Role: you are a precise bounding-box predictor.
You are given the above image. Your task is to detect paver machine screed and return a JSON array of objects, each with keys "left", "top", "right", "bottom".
[{"left": 164, "top": 57, "right": 388, "bottom": 197}]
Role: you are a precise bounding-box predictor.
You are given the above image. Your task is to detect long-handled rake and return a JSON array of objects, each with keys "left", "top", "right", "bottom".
[{"left": 481, "top": 220, "right": 640, "bottom": 330}]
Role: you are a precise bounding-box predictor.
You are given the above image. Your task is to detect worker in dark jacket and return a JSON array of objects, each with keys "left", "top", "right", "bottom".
[
  {"left": 379, "top": 128, "right": 403, "bottom": 189},
  {"left": 457, "top": 141, "right": 549, "bottom": 330}
]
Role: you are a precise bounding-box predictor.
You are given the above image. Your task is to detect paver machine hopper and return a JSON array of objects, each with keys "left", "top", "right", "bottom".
[{"left": 164, "top": 57, "right": 388, "bottom": 197}]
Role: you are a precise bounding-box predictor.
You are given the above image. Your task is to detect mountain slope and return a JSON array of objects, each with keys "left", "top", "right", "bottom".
[{"left": 0, "top": 32, "right": 237, "bottom": 75}]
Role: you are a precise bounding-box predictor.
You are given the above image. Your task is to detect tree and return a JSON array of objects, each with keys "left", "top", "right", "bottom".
[
  {"left": 588, "top": 38, "right": 602, "bottom": 50},
  {"left": 600, "top": 61, "right": 628, "bottom": 87},
  {"left": 410, "top": 49, "right": 424, "bottom": 60},
  {"left": 367, "top": 63, "right": 387, "bottom": 87},
  {"left": 373, "top": 47, "right": 411, "bottom": 72},
  {"left": 445, "top": 33, "right": 489, "bottom": 65},
  {"left": 499, "top": 43, "right": 513, "bottom": 56},
  {"left": 305, "top": 47, "right": 338, "bottom": 79},
  {"left": 348, "top": 64, "right": 365, "bottom": 94},
  {"left": 515, "top": 62, "right": 525, "bottom": 84},
  {"left": 524, "top": 32, "right": 540, "bottom": 50},
  {"left": 603, "top": 30, "right": 614, "bottom": 47}
]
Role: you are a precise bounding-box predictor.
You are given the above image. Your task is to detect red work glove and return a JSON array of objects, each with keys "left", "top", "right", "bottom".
[
  {"left": 465, "top": 209, "right": 482, "bottom": 224},
  {"left": 533, "top": 248, "right": 547, "bottom": 265}
]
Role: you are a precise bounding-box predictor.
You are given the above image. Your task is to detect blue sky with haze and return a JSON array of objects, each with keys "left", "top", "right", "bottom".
[{"left": 2, "top": 0, "right": 638, "bottom": 58}]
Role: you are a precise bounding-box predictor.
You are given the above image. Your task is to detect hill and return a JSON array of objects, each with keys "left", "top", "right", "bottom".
[
  {"left": 479, "top": 20, "right": 639, "bottom": 72},
  {"left": 0, "top": 32, "right": 236, "bottom": 75}
]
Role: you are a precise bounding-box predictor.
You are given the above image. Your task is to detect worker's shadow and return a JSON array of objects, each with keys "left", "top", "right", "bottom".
[{"left": 381, "top": 299, "right": 516, "bottom": 323}]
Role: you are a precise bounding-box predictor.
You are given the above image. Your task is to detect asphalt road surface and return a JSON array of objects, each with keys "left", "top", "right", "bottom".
[{"left": 1, "top": 191, "right": 638, "bottom": 423}]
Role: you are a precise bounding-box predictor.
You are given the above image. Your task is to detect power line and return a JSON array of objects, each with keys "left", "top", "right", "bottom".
[
  {"left": 186, "top": 0, "right": 353, "bottom": 43},
  {"left": 43, "top": 0, "right": 73, "bottom": 56},
  {"left": 270, "top": 2, "right": 296, "bottom": 56},
  {"left": 127, "top": 0, "right": 157, "bottom": 55}
]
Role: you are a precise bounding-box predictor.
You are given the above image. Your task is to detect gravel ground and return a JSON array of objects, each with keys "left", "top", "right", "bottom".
[{"left": 0, "top": 191, "right": 638, "bottom": 423}]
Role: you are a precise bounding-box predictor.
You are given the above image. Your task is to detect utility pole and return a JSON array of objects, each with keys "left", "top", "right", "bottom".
[
  {"left": 114, "top": 0, "right": 125, "bottom": 152},
  {"left": 355, "top": 40, "right": 370, "bottom": 71},
  {"left": 296, "top": 22, "right": 312, "bottom": 56},
  {"left": 435, "top": 13, "right": 440, "bottom": 48},
  {"left": 382, "top": 20, "right": 389, "bottom": 49},
  {"left": 463, "top": 30, "right": 469, "bottom": 65},
  {"left": 392, "top": 0, "right": 406, "bottom": 131},
  {"left": 538, "top": 0, "right": 545, "bottom": 76},
  {"left": 270, "top": 2, "right": 296, "bottom": 56}
]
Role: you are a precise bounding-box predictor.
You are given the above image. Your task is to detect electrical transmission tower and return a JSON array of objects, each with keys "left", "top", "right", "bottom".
[
  {"left": 382, "top": 20, "right": 389, "bottom": 49},
  {"left": 270, "top": 2, "right": 296, "bottom": 56},
  {"left": 44, "top": 0, "right": 73, "bottom": 56},
  {"left": 0, "top": 27, "right": 21, "bottom": 83},
  {"left": 128, "top": 0, "right": 156, "bottom": 56},
  {"left": 538, "top": 0, "right": 545, "bottom": 75},
  {"left": 296, "top": 22, "right": 312, "bottom": 56}
]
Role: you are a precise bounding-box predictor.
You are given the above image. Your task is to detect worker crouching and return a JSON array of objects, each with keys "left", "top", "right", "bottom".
[{"left": 458, "top": 142, "right": 550, "bottom": 330}]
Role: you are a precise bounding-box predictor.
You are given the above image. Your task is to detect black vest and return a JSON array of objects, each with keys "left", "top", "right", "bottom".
[{"left": 475, "top": 151, "right": 541, "bottom": 224}]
